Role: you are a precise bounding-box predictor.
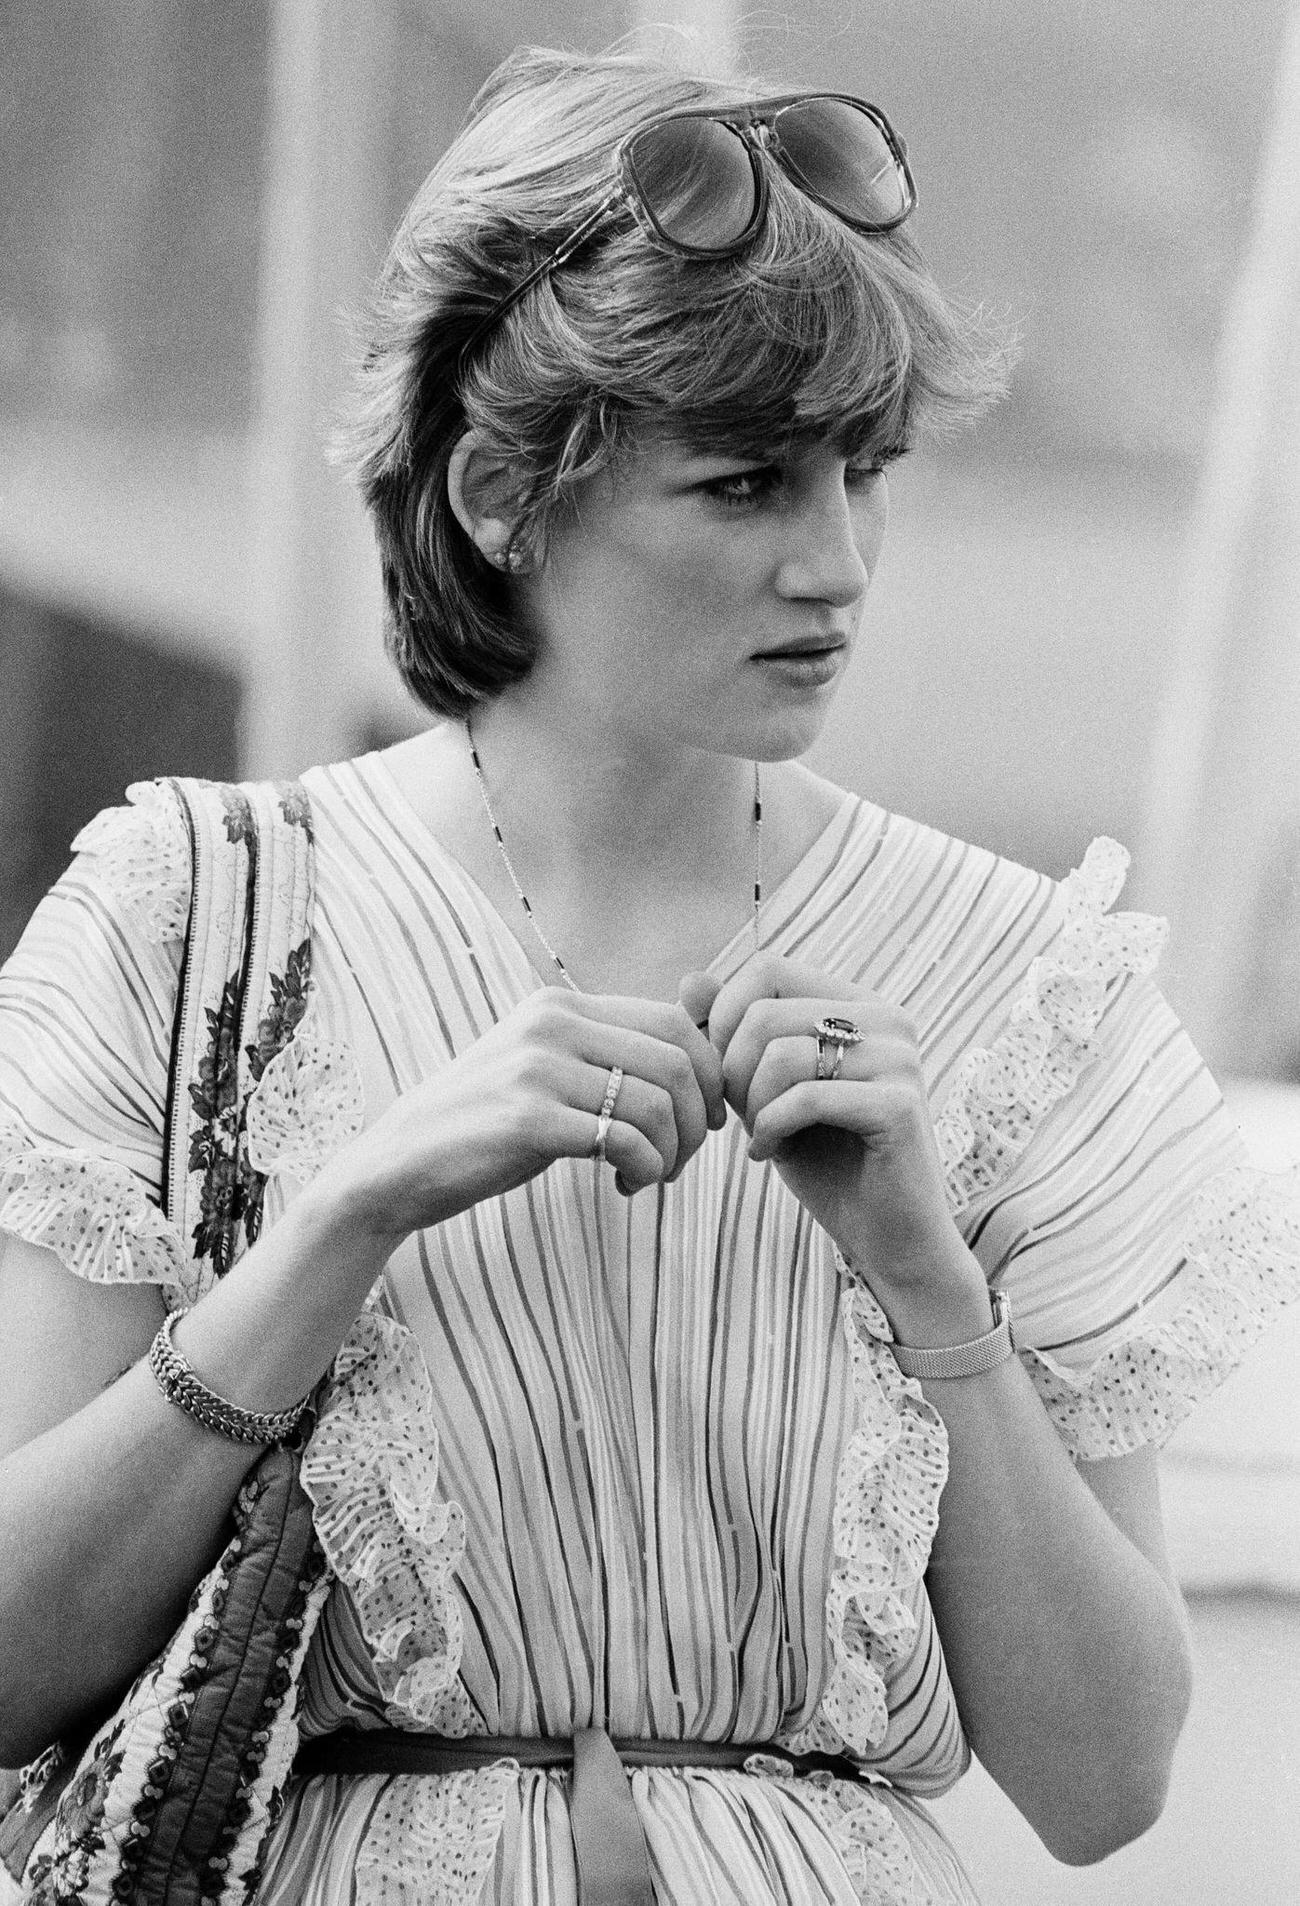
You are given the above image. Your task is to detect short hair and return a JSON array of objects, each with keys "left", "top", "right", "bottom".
[{"left": 337, "top": 44, "right": 1009, "bottom": 718}]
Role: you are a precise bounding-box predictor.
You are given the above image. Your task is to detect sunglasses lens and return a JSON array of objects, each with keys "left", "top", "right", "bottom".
[
  {"left": 773, "top": 98, "right": 912, "bottom": 229},
  {"left": 626, "top": 116, "right": 759, "bottom": 251}
]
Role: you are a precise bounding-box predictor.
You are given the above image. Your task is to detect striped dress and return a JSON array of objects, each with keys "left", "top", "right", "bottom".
[{"left": 2, "top": 752, "right": 1296, "bottom": 1906}]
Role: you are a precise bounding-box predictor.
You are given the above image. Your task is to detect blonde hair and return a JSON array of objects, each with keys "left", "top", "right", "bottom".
[{"left": 339, "top": 45, "right": 1008, "bottom": 717}]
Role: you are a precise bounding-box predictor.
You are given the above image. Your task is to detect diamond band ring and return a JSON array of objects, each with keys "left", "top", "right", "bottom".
[{"left": 592, "top": 1064, "right": 625, "bottom": 1162}]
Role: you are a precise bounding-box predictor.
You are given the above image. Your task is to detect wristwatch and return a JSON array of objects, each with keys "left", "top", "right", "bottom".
[{"left": 890, "top": 1289, "right": 1014, "bottom": 1381}]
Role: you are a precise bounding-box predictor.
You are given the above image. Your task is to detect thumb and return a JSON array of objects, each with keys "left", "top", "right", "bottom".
[{"left": 678, "top": 969, "right": 723, "bottom": 1035}]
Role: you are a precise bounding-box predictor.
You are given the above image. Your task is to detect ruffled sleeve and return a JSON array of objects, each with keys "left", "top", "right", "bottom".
[
  {"left": 0, "top": 784, "right": 193, "bottom": 1300},
  {"left": 941, "top": 838, "right": 1300, "bottom": 1461}
]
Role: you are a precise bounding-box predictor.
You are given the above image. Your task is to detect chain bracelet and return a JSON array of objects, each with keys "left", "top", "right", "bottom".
[{"left": 148, "top": 1308, "right": 311, "bottom": 1447}]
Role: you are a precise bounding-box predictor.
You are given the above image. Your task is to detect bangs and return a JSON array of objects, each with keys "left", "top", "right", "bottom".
[
  {"left": 622, "top": 253, "right": 922, "bottom": 460},
  {"left": 475, "top": 165, "right": 1008, "bottom": 506},
  {"left": 615, "top": 180, "right": 932, "bottom": 454}
]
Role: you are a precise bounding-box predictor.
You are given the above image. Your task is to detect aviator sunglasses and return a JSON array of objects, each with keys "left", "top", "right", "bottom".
[{"left": 459, "top": 92, "right": 916, "bottom": 370}]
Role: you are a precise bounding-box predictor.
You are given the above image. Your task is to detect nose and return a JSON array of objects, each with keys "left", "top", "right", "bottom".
[{"left": 773, "top": 470, "right": 884, "bottom": 609}]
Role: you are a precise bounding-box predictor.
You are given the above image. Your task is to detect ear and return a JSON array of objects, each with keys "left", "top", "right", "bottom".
[{"left": 447, "top": 431, "right": 524, "bottom": 567}]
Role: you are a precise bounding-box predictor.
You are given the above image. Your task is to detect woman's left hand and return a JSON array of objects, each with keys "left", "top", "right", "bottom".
[{"left": 687, "top": 955, "right": 968, "bottom": 1301}]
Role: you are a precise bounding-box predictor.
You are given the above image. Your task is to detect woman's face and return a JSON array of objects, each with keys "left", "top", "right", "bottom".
[{"left": 512, "top": 431, "right": 892, "bottom": 762}]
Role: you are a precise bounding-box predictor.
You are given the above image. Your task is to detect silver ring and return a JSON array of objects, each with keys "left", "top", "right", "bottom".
[
  {"left": 592, "top": 1064, "right": 625, "bottom": 1163},
  {"left": 814, "top": 1015, "right": 864, "bottom": 1082}
]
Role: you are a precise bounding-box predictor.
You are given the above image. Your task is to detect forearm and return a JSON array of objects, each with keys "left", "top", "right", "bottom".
[
  {"left": 0, "top": 1181, "right": 392, "bottom": 1763},
  {"left": 917, "top": 1343, "right": 1191, "bottom": 1863}
]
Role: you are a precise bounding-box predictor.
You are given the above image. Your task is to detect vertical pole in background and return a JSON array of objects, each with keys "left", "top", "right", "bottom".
[
  {"left": 244, "top": 0, "right": 392, "bottom": 779},
  {"left": 245, "top": 0, "right": 739, "bottom": 782},
  {"left": 1138, "top": 2, "right": 1300, "bottom": 1073}
]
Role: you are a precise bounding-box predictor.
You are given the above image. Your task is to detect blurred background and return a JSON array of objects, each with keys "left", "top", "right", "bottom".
[{"left": 2, "top": 1, "right": 1299, "bottom": 1898}]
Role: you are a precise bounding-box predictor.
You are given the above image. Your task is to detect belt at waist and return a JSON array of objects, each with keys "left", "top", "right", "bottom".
[{"left": 292, "top": 1728, "right": 873, "bottom": 1906}]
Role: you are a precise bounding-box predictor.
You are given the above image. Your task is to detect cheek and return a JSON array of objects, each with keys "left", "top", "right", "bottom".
[
  {"left": 617, "top": 529, "right": 752, "bottom": 626},
  {"left": 857, "top": 483, "right": 890, "bottom": 573}
]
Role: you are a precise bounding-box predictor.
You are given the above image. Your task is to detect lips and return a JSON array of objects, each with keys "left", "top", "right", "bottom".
[{"left": 753, "top": 638, "right": 847, "bottom": 660}]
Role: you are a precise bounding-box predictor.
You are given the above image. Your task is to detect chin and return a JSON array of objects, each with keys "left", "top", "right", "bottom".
[{"left": 745, "top": 699, "right": 837, "bottom": 763}]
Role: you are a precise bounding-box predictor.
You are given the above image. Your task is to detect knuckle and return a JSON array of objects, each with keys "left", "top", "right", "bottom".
[
  {"left": 522, "top": 993, "right": 567, "bottom": 1040},
  {"left": 502, "top": 1095, "right": 544, "bottom": 1149},
  {"left": 881, "top": 1001, "right": 918, "bottom": 1043},
  {"left": 880, "top": 1078, "right": 923, "bottom": 1123},
  {"left": 665, "top": 1047, "right": 695, "bottom": 1092},
  {"left": 512, "top": 1045, "right": 552, "bottom": 1092},
  {"left": 618, "top": 1130, "right": 661, "bottom": 1186},
  {"left": 648, "top": 1091, "right": 679, "bottom": 1152},
  {"left": 738, "top": 1003, "right": 774, "bottom": 1049}
]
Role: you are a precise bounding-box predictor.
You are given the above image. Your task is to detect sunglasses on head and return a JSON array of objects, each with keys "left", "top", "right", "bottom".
[{"left": 458, "top": 92, "right": 916, "bottom": 373}]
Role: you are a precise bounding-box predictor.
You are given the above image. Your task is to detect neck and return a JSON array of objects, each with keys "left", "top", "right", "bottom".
[{"left": 466, "top": 695, "right": 760, "bottom": 891}]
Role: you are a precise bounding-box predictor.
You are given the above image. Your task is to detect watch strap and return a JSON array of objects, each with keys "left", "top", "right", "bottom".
[{"left": 890, "top": 1289, "right": 1013, "bottom": 1380}]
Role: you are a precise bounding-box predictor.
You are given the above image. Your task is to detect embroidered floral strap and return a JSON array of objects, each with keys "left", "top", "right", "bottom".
[{"left": 165, "top": 778, "right": 318, "bottom": 1286}]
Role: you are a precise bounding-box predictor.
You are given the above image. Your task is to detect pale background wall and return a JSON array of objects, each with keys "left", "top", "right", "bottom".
[{"left": 2, "top": 3, "right": 1299, "bottom": 1900}]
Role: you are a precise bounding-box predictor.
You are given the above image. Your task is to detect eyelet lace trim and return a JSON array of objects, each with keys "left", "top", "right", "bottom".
[
  {"left": 1028, "top": 1161, "right": 1300, "bottom": 1460},
  {"left": 934, "top": 837, "right": 1167, "bottom": 1216},
  {"left": 779, "top": 1285, "right": 948, "bottom": 1761},
  {"left": 745, "top": 1759, "right": 934, "bottom": 1905},
  {"left": 71, "top": 780, "right": 192, "bottom": 944},
  {"left": 0, "top": 1114, "right": 194, "bottom": 1299},
  {"left": 245, "top": 1001, "right": 365, "bottom": 1181},
  {"left": 301, "top": 1308, "right": 474, "bottom": 1733},
  {"left": 353, "top": 1766, "right": 515, "bottom": 1906}
]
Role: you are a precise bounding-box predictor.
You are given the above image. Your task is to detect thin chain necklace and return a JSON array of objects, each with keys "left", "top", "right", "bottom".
[{"left": 465, "top": 716, "right": 763, "bottom": 992}]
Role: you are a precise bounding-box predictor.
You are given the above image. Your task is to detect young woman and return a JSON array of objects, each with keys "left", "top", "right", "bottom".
[{"left": 1, "top": 42, "right": 1294, "bottom": 1906}]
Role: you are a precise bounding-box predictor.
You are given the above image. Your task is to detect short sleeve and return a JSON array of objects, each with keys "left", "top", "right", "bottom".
[
  {"left": 937, "top": 839, "right": 1300, "bottom": 1461},
  {"left": 0, "top": 782, "right": 194, "bottom": 1301}
]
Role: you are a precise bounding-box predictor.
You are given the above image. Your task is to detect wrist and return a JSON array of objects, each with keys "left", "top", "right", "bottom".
[
  {"left": 840, "top": 1230, "right": 992, "bottom": 1348},
  {"left": 291, "top": 1148, "right": 414, "bottom": 1261},
  {"left": 890, "top": 1289, "right": 1014, "bottom": 1381}
]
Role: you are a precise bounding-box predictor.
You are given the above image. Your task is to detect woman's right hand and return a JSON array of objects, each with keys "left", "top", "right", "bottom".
[
  {"left": 0, "top": 988, "right": 723, "bottom": 1761},
  {"left": 320, "top": 988, "right": 727, "bottom": 1246}
]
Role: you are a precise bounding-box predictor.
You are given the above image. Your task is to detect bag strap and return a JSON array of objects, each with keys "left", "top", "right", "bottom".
[
  {"left": 3, "top": 776, "right": 318, "bottom": 1895},
  {"left": 163, "top": 778, "right": 316, "bottom": 1277}
]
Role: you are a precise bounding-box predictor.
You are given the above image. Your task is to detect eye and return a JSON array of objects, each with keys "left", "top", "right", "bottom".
[
  {"left": 701, "top": 465, "right": 783, "bottom": 508},
  {"left": 847, "top": 446, "right": 908, "bottom": 485}
]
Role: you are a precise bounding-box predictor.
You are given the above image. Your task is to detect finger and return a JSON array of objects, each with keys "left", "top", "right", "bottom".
[
  {"left": 721, "top": 995, "right": 873, "bottom": 1116},
  {"left": 678, "top": 969, "right": 723, "bottom": 1037},
  {"left": 747, "top": 1079, "right": 911, "bottom": 1160},
  {"left": 707, "top": 954, "right": 857, "bottom": 1057},
  {"left": 567, "top": 991, "right": 726, "bottom": 1128},
  {"left": 601, "top": 1118, "right": 670, "bottom": 1193},
  {"left": 737, "top": 1033, "right": 818, "bottom": 1132},
  {"left": 583, "top": 1065, "right": 680, "bottom": 1178},
  {"left": 722, "top": 1001, "right": 819, "bottom": 1116},
  {"left": 550, "top": 1103, "right": 664, "bottom": 1189},
  {"left": 572, "top": 1023, "right": 717, "bottom": 1165}
]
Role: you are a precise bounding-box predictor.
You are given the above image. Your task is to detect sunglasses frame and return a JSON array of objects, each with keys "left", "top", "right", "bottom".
[{"left": 458, "top": 92, "right": 915, "bottom": 375}]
